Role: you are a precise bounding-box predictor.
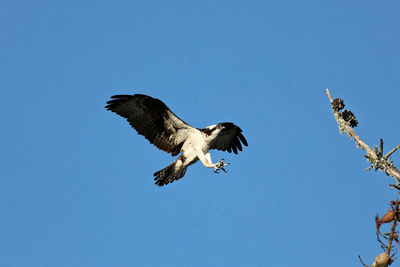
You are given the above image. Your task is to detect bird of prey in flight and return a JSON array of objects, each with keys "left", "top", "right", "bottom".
[{"left": 105, "top": 94, "right": 248, "bottom": 186}]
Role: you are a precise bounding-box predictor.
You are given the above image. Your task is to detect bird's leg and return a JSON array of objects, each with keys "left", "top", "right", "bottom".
[
  {"left": 214, "top": 158, "right": 230, "bottom": 173},
  {"left": 205, "top": 152, "right": 229, "bottom": 173},
  {"left": 199, "top": 152, "right": 230, "bottom": 173}
]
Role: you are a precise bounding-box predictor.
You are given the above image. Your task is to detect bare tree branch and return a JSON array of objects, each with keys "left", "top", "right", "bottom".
[
  {"left": 326, "top": 89, "right": 400, "bottom": 184},
  {"left": 328, "top": 89, "right": 400, "bottom": 266}
]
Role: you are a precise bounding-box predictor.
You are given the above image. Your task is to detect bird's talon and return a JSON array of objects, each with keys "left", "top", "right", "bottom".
[{"left": 214, "top": 159, "right": 229, "bottom": 174}]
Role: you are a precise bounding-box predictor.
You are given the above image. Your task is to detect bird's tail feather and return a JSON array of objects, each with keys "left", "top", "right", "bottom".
[{"left": 154, "top": 158, "right": 187, "bottom": 186}]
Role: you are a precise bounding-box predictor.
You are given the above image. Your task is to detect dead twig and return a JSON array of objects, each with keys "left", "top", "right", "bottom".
[
  {"left": 386, "top": 200, "right": 399, "bottom": 260},
  {"left": 385, "top": 145, "right": 400, "bottom": 160},
  {"left": 358, "top": 255, "right": 369, "bottom": 267}
]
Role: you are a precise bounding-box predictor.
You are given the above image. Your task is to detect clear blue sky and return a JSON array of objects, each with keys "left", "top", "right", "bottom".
[{"left": 1, "top": 1, "right": 400, "bottom": 266}]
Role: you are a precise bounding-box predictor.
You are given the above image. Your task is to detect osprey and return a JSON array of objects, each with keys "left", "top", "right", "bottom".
[{"left": 105, "top": 94, "right": 248, "bottom": 186}]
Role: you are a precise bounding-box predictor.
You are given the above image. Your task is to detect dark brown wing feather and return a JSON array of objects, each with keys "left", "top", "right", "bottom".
[
  {"left": 208, "top": 122, "right": 248, "bottom": 154},
  {"left": 105, "top": 94, "right": 192, "bottom": 156}
]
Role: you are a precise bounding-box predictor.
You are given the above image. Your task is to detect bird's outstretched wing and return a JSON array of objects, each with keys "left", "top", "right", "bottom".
[
  {"left": 207, "top": 122, "right": 248, "bottom": 154},
  {"left": 105, "top": 94, "right": 193, "bottom": 156}
]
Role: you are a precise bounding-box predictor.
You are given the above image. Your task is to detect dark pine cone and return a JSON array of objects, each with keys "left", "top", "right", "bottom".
[
  {"left": 341, "top": 110, "right": 358, "bottom": 128},
  {"left": 332, "top": 98, "right": 345, "bottom": 111}
]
